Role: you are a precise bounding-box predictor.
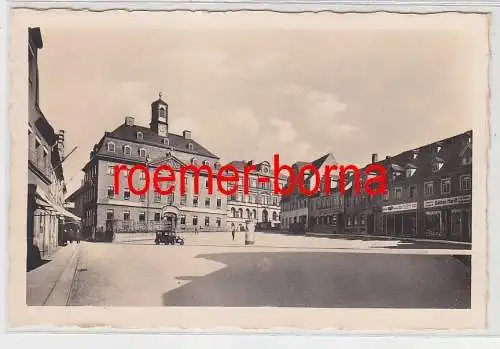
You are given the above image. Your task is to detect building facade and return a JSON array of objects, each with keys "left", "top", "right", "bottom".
[
  {"left": 341, "top": 130, "right": 473, "bottom": 242},
  {"left": 81, "top": 95, "right": 228, "bottom": 241},
  {"left": 225, "top": 160, "right": 286, "bottom": 231},
  {"left": 280, "top": 153, "right": 338, "bottom": 233},
  {"left": 27, "top": 27, "right": 78, "bottom": 268}
]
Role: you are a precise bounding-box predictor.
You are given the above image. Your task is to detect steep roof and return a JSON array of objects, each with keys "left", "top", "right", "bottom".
[{"left": 108, "top": 123, "right": 219, "bottom": 159}]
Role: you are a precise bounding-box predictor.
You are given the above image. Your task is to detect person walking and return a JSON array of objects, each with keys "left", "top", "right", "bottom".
[
  {"left": 194, "top": 226, "right": 198, "bottom": 235},
  {"left": 232, "top": 227, "right": 236, "bottom": 241},
  {"left": 76, "top": 227, "right": 81, "bottom": 244}
]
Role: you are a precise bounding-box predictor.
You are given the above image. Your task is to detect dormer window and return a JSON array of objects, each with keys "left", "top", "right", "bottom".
[
  {"left": 107, "top": 142, "right": 115, "bottom": 152},
  {"left": 412, "top": 151, "right": 418, "bottom": 160},
  {"left": 139, "top": 148, "right": 146, "bottom": 158},
  {"left": 136, "top": 132, "right": 143, "bottom": 140},
  {"left": 432, "top": 160, "right": 444, "bottom": 173},
  {"left": 436, "top": 145, "right": 442, "bottom": 153},
  {"left": 162, "top": 138, "right": 169, "bottom": 145},
  {"left": 123, "top": 145, "right": 131, "bottom": 156},
  {"left": 405, "top": 168, "right": 416, "bottom": 177},
  {"left": 187, "top": 143, "right": 194, "bottom": 151}
]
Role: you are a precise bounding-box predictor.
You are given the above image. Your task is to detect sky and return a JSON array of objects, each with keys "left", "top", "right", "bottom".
[{"left": 30, "top": 12, "right": 487, "bottom": 195}]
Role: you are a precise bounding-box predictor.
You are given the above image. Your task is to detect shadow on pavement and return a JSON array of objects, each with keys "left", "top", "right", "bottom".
[{"left": 162, "top": 252, "right": 471, "bottom": 309}]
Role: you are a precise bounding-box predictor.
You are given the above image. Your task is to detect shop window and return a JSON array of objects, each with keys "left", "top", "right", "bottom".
[
  {"left": 424, "top": 211, "right": 442, "bottom": 237},
  {"left": 441, "top": 178, "right": 451, "bottom": 195}
]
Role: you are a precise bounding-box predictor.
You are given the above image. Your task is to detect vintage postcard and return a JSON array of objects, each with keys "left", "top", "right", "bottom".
[{"left": 8, "top": 9, "right": 489, "bottom": 331}]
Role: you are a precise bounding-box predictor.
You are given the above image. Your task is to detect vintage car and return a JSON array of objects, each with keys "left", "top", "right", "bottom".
[{"left": 154, "top": 230, "right": 185, "bottom": 245}]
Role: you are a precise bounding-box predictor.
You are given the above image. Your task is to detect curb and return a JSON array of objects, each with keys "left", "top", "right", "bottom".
[
  {"left": 305, "top": 232, "right": 471, "bottom": 246},
  {"left": 42, "top": 244, "right": 81, "bottom": 306}
]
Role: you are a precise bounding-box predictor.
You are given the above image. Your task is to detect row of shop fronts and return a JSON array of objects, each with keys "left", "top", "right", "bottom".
[{"left": 340, "top": 194, "right": 471, "bottom": 242}]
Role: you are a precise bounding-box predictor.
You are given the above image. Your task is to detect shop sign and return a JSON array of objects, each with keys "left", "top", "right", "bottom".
[
  {"left": 382, "top": 202, "right": 418, "bottom": 213},
  {"left": 424, "top": 195, "right": 472, "bottom": 208}
]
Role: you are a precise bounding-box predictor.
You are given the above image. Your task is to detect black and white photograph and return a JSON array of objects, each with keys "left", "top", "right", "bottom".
[{"left": 8, "top": 9, "right": 489, "bottom": 330}]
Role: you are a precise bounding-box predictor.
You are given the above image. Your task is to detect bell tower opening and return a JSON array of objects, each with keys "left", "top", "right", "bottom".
[{"left": 150, "top": 92, "right": 169, "bottom": 137}]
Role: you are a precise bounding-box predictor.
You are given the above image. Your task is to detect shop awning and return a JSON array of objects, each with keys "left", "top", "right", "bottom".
[{"left": 35, "top": 187, "right": 81, "bottom": 222}]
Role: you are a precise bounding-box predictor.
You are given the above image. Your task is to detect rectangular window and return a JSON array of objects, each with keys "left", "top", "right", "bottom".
[
  {"left": 154, "top": 213, "right": 161, "bottom": 221},
  {"left": 441, "top": 178, "right": 451, "bottom": 195},
  {"left": 192, "top": 216, "right": 198, "bottom": 226},
  {"left": 139, "top": 212, "right": 145, "bottom": 222},
  {"left": 424, "top": 182, "right": 434, "bottom": 197},
  {"left": 140, "top": 194, "right": 145, "bottom": 202},
  {"left": 124, "top": 188, "right": 130, "bottom": 200},
  {"left": 205, "top": 179, "right": 210, "bottom": 189},
  {"left": 394, "top": 187, "right": 402, "bottom": 200},
  {"left": 460, "top": 174, "right": 472, "bottom": 191},
  {"left": 180, "top": 194, "right": 187, "bottom": 205},
  {"left": 193, "top": 195, "right": 198, "bottom": 207},
  {"left": 409, "top": 185, "right": 417, "bottom": 198},
  {"left": 216, "top": 197, "right": 221, "bottom": 208},
  {"left": 107, "top": 186, "right": 114, "bottom": 198},
  {"left": 154, "top": 192, "right": 161, "bottom": 203},
  {"left": 205, "top": 197, "right": 210, "bottom": 207},
  {"left": 205, "top": 216, "right": 210, "bottom": 226},
  {"left": 106, "top": 209, "right": 114, "bottom": 220},
  {"left": 107, "top": 165, "right": 114, "bottom": 175},
  {"left": 123, "top": 211, "right": 130, "bottom": 221},
  {"left": 180, "top": 215, "right": 186, "bottom": 225},
  {"left": 167, "top": 194, "right": 174, "bottom": 205},
  {"left": 216, "top": 217, "right": 221, "bottom": 227}
]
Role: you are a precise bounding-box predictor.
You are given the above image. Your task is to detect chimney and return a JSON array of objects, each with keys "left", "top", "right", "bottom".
[
  {"left": 371, "top": 153, "right": 378, "bottom": 163},
  {"left": 125, "top": 116, "right": 135, "bottom": 126},
  {"left": 183, "top": 130, "right": 191, "bottom": 140}
]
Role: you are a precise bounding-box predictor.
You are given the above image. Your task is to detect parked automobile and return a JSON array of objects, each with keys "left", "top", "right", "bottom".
[{"left": 155, "top": 230, "right": 185, "bottom": 245}]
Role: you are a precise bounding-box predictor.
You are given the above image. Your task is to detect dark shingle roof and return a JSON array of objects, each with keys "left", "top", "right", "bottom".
[{"left": 108, "top": 123, "right": 219, "bottom": 159}]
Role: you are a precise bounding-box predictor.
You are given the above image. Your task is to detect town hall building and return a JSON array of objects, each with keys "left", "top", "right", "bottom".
[{"left": 79, "top": 94, "right": 227, "bottom": 241}]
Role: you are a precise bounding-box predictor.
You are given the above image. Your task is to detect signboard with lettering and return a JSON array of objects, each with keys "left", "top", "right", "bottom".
[
  {"left": 382, "top": 202, "right": 418, "bottom": 213},
  {"left": 424, "top": 195, "right": 472, "bottom": 208}
]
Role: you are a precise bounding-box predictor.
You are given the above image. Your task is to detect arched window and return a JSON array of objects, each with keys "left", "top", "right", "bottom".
[
  {"left": 238, "top": 208, "right": 243, "bottom": 218},
  {"left": 187, "top": 143, "right": 194, "bottom": 151},
  {"left": 139, "top": 148, "right": 146, "bottom": 158},
  {"left": 272, "top": 211, "right": 278, "bottom": 221},
  {"left": 231, "top": 207, "right": 236, "bottom": 218}
]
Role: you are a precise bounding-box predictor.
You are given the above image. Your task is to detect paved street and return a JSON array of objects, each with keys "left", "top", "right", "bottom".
[{"left": 61, "top": 232, "right": 471, "bottom": 308}]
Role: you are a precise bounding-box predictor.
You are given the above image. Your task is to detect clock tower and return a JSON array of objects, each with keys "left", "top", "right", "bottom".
[{"left": 150, "top": 92, "right": 168, "bottom": 137}]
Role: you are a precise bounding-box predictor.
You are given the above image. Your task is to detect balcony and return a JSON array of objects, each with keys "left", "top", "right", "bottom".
[{"left": 28, "top": 148, "right": 53, "bottom": 182}]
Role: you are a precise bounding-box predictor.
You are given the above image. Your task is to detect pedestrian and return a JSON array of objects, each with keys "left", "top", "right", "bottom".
[
  {"left": 76, "top": 227, "right": 81, "bottom": 244},
  {"left": 194, "top": 226, "right": 198, "bottom": 235},
  {"left": 232, "top": 227, "right": 236, "bottom": 241}
]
